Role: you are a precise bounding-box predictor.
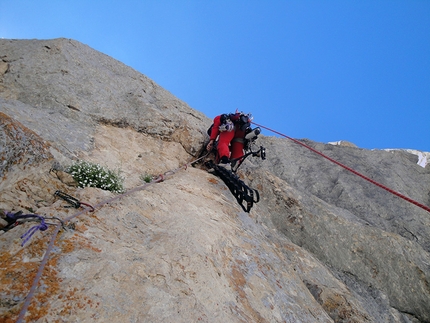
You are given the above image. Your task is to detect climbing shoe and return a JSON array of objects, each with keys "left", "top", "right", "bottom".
[{"left": 218, "top": 156, "right": 231, "bottom": 171}]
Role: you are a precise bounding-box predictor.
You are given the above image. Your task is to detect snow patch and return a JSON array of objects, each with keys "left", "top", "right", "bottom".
[
  {"left": 384, "top": 149, "right": 429, "bottom": 168},
  {"left": 406, "top": 150, "right": 429, "bottom": 168},
  {"left": 327, "top": 140, "right": 357, "bottom": 148}
]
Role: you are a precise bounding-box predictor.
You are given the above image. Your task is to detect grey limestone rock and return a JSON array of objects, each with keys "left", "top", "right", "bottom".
[
  {"left": 248, "top": 136, "right": 430, "bottom": 322},
  {"left": 1, "top": 38, "right": 429, "bottom": 323},
  {"left": 0, "top": 38, "right": 210, "bottom": 158}
]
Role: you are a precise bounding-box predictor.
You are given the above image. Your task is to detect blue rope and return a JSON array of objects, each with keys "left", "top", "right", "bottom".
[
  {"left": 5, "top": 211, "right": 49, "bottom": 246},
  {"left": 20, "top": 218, "right": 48, "bottom": 246}
]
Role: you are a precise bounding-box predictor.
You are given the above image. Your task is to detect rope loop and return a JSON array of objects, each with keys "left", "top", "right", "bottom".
[{"left": 21, "top": 220, "right": 48, "bottom": 246}]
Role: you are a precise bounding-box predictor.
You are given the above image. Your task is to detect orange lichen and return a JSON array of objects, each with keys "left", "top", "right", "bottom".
[
  {"left": 0, "top": 232, "right": 52, "bottom": 322},
  {"left": 73, "top": 222, "right": 89, "bottom": 233},
  {"left": 208, "top": 177, "right": 219, "bottom": 184},
  {"left": 64, "top": 234, "right": 102, "bottom": 253},
  {"left": 1, "top": 225, "right": 101, "bottom": 322}
]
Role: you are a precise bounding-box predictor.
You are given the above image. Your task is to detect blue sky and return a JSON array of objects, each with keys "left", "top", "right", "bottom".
[{"left": 1, "top": 1, "right": 429, "bottom": 152}]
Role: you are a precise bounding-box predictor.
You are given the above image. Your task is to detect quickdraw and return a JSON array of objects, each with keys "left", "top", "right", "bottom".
[
  {"left": 206, "top": 160, "right": 260, "bottom": 213},
  {"left": 54, "top": 190, "right": 95, "bottom": 211}
]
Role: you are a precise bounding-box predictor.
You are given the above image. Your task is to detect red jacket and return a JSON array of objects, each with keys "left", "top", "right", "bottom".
[{"left": 209, "top": 113, "right": 241, "bottom": 141}]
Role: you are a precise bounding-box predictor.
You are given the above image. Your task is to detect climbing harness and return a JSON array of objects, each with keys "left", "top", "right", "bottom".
[
  {"left": 54, "top": 190, "right": 95, "bottom": 211},
  {"left": 251, "top": 121, "right": 430, "bottom": 214},
  {"left": 15, "top": 152, "right": 210, "bottom": 323},
  {"left": 205, "top": 160, "right": 260, "bottom": 213}
]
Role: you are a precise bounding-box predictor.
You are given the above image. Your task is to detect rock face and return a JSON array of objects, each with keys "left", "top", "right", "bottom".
[
  {"left": 0, "top": 38, "right": 208, "bottom": 157},
  {"left": 1, "top": 39, "right": 430, "bottom": 323}
]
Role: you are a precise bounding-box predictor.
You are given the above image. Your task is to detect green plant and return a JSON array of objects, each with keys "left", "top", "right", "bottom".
[
  {"left": 140, "top": 173, "right": 153, "bottom": 183},
  {"left": 66, "top": 160, "right": 124, "bottom": 193}
]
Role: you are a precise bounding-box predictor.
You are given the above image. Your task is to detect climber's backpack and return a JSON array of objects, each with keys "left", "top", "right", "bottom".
[{"left": 207, "top": 123, "right": 213, "bottom": 136}]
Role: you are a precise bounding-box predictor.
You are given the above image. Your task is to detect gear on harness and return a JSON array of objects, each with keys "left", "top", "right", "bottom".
[
  {"left": 230, "top": 126, "right": 266, "bottom": 172},
  {"left": 231, "top": 144, "right": 266, "bottom": 172},
  {"left": 205, "top": 160, "right": 260, "bottom": 213},
  {"left": 244, "top": 127, "right": 261, "bottom": 148}
]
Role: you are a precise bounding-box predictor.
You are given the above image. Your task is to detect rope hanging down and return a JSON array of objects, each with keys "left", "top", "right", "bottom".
[
  {"left": 15, "top": 153, "right": 209, "bottom": 323},
  {"left": 252, "top": 121, "right": 430, "bottom": 214}
]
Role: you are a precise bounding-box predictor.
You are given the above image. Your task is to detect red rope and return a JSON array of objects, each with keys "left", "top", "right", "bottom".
[{"left": 252, "top": 121, "right": 430, "bottom": 213}]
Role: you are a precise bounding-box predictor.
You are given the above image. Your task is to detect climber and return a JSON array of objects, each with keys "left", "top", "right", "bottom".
[{"left": 206, "top": 112, "right": 253, "bottom": 170}]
